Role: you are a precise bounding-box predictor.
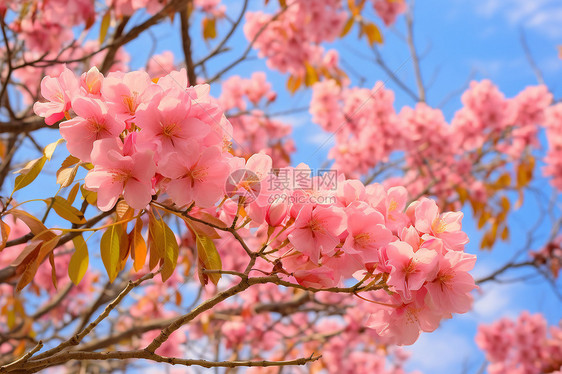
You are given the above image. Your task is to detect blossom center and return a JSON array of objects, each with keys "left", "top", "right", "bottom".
[
  {"left": 122, "top": 92, "right": 139, "bottom": 115},
  {"left": 432, "top": 218, "right": 447, "bottom": 234},
  {"left": 354, "top": 232, "right": 371, "bottom": 248}
]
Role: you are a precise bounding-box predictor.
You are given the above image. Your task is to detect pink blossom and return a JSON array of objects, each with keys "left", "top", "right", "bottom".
[
  {"left": 59, "top": 97, "right": 126, "bottom": 162},
  {"left": 367, "top": 290, "right": 442, "bottom": 345},
  {"left": 342, "top": 205, "right": 393, "bottom": 263},
  {"left": 424, "top": 251, "right": 477, "bottom": 314},
  {"left": 84, "top": 137, "right": 156, "bottom": 211},
  {"left": 288, "top": 204, "right": 347, "bottom": 264},
  {"left": 384, "top": 241, "right": 438, "bottom": 300},
  {"left": 34, "top": 67, "right": 79, "bottom": 126},
  {"left": 136, "top": 92, "right": 210, "bottom": 158},
  {"left": 408, "top": 197, "right": 469, "bottom": 251},
  {"left": 159, "top": 141, "right": 230, "bottom": 208}
]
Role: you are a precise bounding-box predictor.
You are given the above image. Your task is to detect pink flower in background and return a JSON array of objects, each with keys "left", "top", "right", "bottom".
[
  {"left": 373, "top": 0, "right": 407, "bottom": 26},
  {"left": 146, "top": 51, "right": 176, "bottom": 79},
  {"left": 85, "top": 138, "right": 156, "bottom": 211}
]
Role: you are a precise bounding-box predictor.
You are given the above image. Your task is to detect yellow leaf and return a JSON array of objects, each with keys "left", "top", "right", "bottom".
[
  {"left": 363, "top": 22, "right": 383, "bottom": 45},
  {"left": 278, "top": 0, "right": 287, "bottom": 7},
  {"left": 496, "top": 173, "right": 511, "bottom": 189},
  {"left": 348, "top": 0, "right": 360, "bottom": 16},
  {"left": 196, "top": 235, "right": 222, "bottom": 286},
  {"left": 501, "top": 226, "right": 509, "bottom": 241},
  {"left": 160, "top": 220, "right": 179, "bottom": 282},
  {"left": 100, "top": 224, "right": 122, "bottom": 282},
  {"left": 340, "top": 17, "right": 354, "bottom": 37},
  {"left": 129, "top": 217, "right": 147, "bottom": 272},
  {"left": 50, "top": 196, "right": 86, "bottom": 225},
  {"left": 49, "top": 252, "right": 57, "bottom": 290},
  {"left": 286, "top": 75, "right": 302, "bottom": 94},
  {"left": 148, "top": 213, "right": 164, "bottom": 270},
  {"left": 514, "top": 189, "right": 524, "bottom": 210},
  {"left": 304, "top": 62, "right": 319, "bottom": 86},
  {"left": 8, "top": 209, "right": 55, "bottom": 241},
  {"left": 81, "top": 185, "right": 97, "bottom": 206},
  {"left": 456, "top": 187, "right": 468, "bottom": 205},
  {"left": 183, "top": 216, "right": 221, "bottom": 239},
  {"left": 194, "top": 212, "right": 228, "bottom": 229},
  {"left": 57, "top": 164, "right": 80, "bottom": 188},
  {"left": 13, "top": 156, "right": 47, "bottom": 192},
  {"left": 0, "top": 219, "right": 10, "bottom": 252},
  {"left": 500, "top": 196, "right": 510, "bottom": 213},
  {"left": 43, "top": 139, "right": 65, "bottom": 161},
  {"left": 202, "top": 17, "right": 217, "bottom": 40},
  {"left": 67, "top": 183, "right": 80, "bottom": 205},
  {"left": 99, "top": 11, "right": 111, "bottom": 45},
  {"left": 477, "top": 211, "right": 490, "bottom": 229},
  {"left": 116, "top": 200, "right": 133, "bottom": 220},
  {"left": 15, "top": 235, "right": 60, "bottom": 292},
  {"left": 69, "top": 235, "right": 89, "bottom": 285}
]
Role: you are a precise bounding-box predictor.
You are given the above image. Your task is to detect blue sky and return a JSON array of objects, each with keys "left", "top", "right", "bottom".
[{"left": 6, "top": 1, "right": 562, "bottom": 373}]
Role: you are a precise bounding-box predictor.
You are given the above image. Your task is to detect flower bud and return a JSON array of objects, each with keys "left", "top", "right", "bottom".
[{"left": 265, "top": 197, "right": 288, "bottom": 227}]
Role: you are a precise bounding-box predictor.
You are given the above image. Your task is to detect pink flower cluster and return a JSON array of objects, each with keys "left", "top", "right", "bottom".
[
  {"left": 243, "top": 0, "right": 346, "bottom": 78},
  {"left": 194, "top": 0, "right": 226, "bottom": 18},
  {"left": 106, "top": 0, "right": 167, "bottom": 17},
  {"left": 476, "top": 312, "right": 562, "bottom": 374},
  {"left": 202, "top": 157, "right": 476, "bottom": 345},
  {"left": 310, "top": 80, "right": 401, "bottom": 176},
  {"left": 219, "top": 73, "right": 294, "bottom": 167},
  {"left": 34, "top": 67, "right": 234, "bottom": 211},
  {"left": 310, "top": 79, "right": 554, "bottom": 203},
  {"left": 372, "top": 0, "right": 407, "bottom": 26},
  {"left": 9, "top": 0, "right": 93, "bottom": 54},
  {"left": 543, "top": 103, "right": 562, "bottom": 190}
]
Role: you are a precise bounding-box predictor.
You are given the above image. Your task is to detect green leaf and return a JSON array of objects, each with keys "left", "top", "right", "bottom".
[
  {"left": 101, "top": 224, "right": 122, "bottom": 282},
  {"left": 69, "top": 235, "right": 89, "bottom": 285}
]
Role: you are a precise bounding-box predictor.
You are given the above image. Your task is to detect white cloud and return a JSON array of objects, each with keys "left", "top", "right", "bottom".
[
  {"left": 466, "top": 285, "right": 517, "bottom": 323},
  {"left": 276, "top": 113, "right": 310, "bottom": 128},
  {"left": 307, "top": 132, "right": 335, "bottom": 147},
  {"left": 407, "top": 330, "right": 475, "bottom": 372},
  {"left": 469, "top": 0, "right": 562, "bottom": 38}
]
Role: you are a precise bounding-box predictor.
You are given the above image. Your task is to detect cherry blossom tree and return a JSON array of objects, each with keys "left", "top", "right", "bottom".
[{"left": 0, "top": 0, "right": 559, "bottom": 373}]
